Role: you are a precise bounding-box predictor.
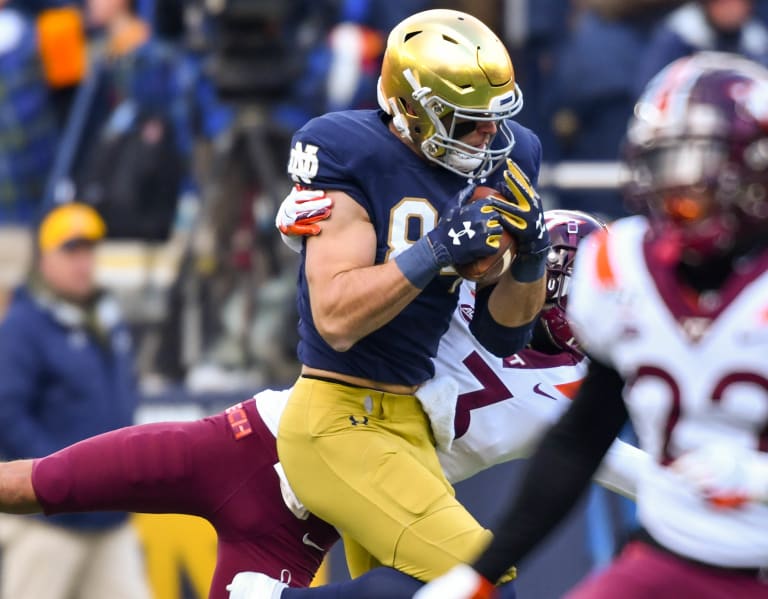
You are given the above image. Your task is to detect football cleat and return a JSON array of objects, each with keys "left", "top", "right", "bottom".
[{"left": 226, "top": 571, "right": 287, "bottom": 599}]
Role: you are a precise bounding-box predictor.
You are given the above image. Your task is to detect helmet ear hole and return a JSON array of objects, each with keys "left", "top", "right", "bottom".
[{"left": 382, "top": 92, "right": 414, "bottom": 142}]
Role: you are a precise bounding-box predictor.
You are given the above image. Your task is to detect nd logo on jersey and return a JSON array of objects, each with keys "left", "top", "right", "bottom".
[{"left": 289, "top": 142, "right": 319, "bottom": 184}]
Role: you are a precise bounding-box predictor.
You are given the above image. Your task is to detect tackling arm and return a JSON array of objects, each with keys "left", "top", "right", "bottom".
[{"left": 472, "top": 358, "right": 627, "bottom": 582}]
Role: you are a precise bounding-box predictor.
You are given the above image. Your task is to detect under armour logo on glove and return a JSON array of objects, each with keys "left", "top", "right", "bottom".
[
  {"left": 426, "top": 199, "right": 503, "bottom": 267},
  {"left": 448, "top": 222, "right": 476, "bottom": 245}
]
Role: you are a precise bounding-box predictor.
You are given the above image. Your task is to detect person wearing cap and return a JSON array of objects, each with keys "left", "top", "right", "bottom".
[
  {"left": 634, "top": 0, "right": 768, "bottom": 95},
  {"left": 0, "top": 202, "right": 151, "bottom": 599}
]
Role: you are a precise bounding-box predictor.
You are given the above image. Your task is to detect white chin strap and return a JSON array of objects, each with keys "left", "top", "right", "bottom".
[
  {"left": 376, "top": 76, "right": 389, "bottom": 113},
  {"left": 443, "top": 149, "right": 484, "bottom": 173},
  {"left": 377, "top": 76, "right": 413, "bottom": 142}
]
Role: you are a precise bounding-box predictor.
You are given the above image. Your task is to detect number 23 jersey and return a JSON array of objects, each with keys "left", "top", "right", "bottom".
[{"left": 568, "top": 215, "right": 768, "bottom": 568}]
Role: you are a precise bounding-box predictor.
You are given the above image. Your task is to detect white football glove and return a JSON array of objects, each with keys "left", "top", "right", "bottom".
[
  {"left": 275, "top": 185, "right": 333, "bottom": 253},
  {"left": 671, "top": 443, "right": 768, "bottom": 508},
  {"left": 413, "top": 565, "right": 497, "bottom": 599}
]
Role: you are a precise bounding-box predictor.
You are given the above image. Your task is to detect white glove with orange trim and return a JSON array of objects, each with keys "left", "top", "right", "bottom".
[
  {"left": 275, "top": 185, "right": 333, "bottom": 252},
  {"left": 671, "top": 443, "right": 768, "bottom": 508},
  {"left": 413, "top": 565, "right": 497, "bottom": 599}
]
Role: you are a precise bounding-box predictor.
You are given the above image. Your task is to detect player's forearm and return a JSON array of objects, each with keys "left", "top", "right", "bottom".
[
  {"left": 469, "top": 283, "right": 539, "bottom": 357},
  {"left": 310, "top": 260, "right": 422, "bottom": 351},
  {"left": 0, "top": 460, "right": 40, "bottom": 514},
  {"left": 486, "top": 274, "right": 545, "bottom": 327}
]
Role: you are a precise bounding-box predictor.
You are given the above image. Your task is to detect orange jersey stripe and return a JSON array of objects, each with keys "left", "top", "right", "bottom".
[
  {"left": 593, "top": 230, "right": 617, "bottom": 288},
  {"left": 555, "top": 379, "right": 583, "bottom": 400}
]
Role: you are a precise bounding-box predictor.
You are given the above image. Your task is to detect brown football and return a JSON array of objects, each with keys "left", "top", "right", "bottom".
[{"left": 455, "top": 185, "right": 517, "bottom": 284}]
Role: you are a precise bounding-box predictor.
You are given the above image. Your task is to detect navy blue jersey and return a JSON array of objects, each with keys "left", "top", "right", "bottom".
[{"left": 288, "top": 109, "right": 541, "bottom": 385}]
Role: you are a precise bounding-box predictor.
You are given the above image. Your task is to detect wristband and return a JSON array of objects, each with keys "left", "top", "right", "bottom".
[
  {"left": 509, "top": 250, "right": 546, "bottom": 283},
  {"left": 469, "top": 286, "right": 536, "bottom": 356},
  {"left": 394, "top": 237, "right": 442, "bottom": 289}
]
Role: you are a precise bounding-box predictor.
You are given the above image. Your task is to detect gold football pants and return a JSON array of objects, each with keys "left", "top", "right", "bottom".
[{"left": 276, "top": 376, "right": 491, "bottom": 581}]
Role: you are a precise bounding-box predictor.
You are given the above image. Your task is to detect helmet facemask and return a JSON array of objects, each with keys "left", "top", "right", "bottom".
[
  {"left": 623, "top": 52, "right": 768, "bottom": 262},
  {"left": 536, "top": 210, "right": 608, "bottom": 357},
  {"left": 417, "top": 83, "right": 522, "bottom": 179},
  {"left": 626, "top": 137, "right": 742, "bottom": 260},
  {"left": 380, "top": 71, "right": 522, "bottom": 180},
  {"left": 539, "top": 239, "right": 580, "bottom": 356}
]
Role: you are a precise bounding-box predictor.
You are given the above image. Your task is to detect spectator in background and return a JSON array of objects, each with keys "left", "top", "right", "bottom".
[
  {"left": 34, "top": 2, "right": 89, "bottom": 127},
  {"left": 254, "top": 0, "right": 433, "bottom": 143},
  {"left": 181, "top": 0, "right": 432, "bottom": 390},
  {"left": 71, "top": 0, "right": 232, "bottom": 241},
  {"left": 498, "top": 0, "right": 571, "bottom": 164},
  {"left": 0, "top": 202, "right": 150, "bottom": 599},
  {"left": 635, "top": 0, "right": 768, "bottom": 94},
  {"left": 323, "top": 0, "right": 432, "bottom": 113},
  {"left": 545, "top": 0, "right": 682, "bottom": 220},
  {"left": 0, "top": 0, "right": 60, "bottom": 224},
  {"left": 56, "top": 0, "right": 238, "bottom": 387}
]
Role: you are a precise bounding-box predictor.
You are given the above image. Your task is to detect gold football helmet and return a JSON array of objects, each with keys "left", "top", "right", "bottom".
[{"left": 378, "top": 9, "right": 523, "bottom": 179}]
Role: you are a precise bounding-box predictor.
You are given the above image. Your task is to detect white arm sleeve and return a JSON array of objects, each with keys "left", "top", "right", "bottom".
[{"left": 593, "top": 438, "right": 650, "bottom": 500}]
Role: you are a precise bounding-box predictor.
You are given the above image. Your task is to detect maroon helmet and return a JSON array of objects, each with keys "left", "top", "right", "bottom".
[
  {"left": 539, "top": 209, "right": 607, "bottom": 356},
  {"left": 623, "top": 52, "right": 768, "bottom": 261}
]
